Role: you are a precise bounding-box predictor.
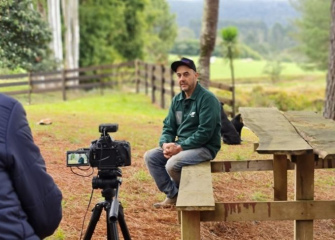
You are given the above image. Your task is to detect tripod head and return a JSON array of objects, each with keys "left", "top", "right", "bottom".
[{"left": 92, "top": 168, "right": 122, "bottom": 190}]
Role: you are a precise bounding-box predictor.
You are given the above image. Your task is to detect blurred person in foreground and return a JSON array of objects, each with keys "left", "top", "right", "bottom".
[
  {"left": 144, "top": 58, "right": 221, "bottom": 208},
  {"left": 0, "top": 93, "right": 62, "bottom": 239}
]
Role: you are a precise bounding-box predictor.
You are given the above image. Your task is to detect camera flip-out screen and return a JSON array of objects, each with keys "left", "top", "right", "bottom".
[{"left": 66, "top": 150, "right": 90, "bottom": 167}]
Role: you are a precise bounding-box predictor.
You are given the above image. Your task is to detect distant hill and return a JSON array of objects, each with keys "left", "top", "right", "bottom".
[{"left": 167, "top": 0, "right": 299, "bottom": 28}]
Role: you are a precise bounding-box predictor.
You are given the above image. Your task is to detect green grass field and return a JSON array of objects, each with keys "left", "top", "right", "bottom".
[{"left": 168, "top": 55, "right": 326, "bottom": 80}]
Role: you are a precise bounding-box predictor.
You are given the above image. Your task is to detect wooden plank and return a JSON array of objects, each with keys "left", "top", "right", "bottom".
[
  {"left": 0, "top": 73, "right": 28, "bottom": 80},
  {"left": 200, "top": 200, "right": 335, "bottom": 222},
  {"left": 211, "top": 159, "right": 275, "bottom": 172},
  {"left": 31, "top": 69, "right": 62, "bottom": 77},
  {"left": 0, "top": 81, "right": 28, "bottom": 87},
  {"left": 209, "top": 81, "right": 233, "bottom": 91},
  {"left": 285, "top": 111, "right": 335, "bottom": 160},
  {"left": 273, "top": 154, "right": 287, "bottom": 201},
  {"left": 2, "top": 89, "right": 29, "bottom": 95},
  {"left": 211, "top": 159, "right": 335, "bottom": 172},
  {"left": 181, "top": 211, "right": 200, "bottom": 240},
  {"left": 294, "top": 153, "right": 314, "bottom": 240},
  {"left": 239, "top": 107, "right": 313, "bottom": 155},
  {"left": 176, "top": 161, "right": 215, "bottom": 211}
]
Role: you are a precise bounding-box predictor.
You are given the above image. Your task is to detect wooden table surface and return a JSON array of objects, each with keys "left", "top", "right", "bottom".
[
  {"left": 239, "top": 107, "right": 313, "bottom": 155},
  {"left": 284, "top": 111, "right": 335, "bottom": 160}
]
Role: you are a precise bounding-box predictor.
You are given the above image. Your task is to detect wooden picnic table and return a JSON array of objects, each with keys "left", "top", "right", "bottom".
[
  {"left": 176, "top": 107, "right": 335, "bottom": 240},
  {"left": 239, "top": 107, "right": 335, "bottom": 240}
]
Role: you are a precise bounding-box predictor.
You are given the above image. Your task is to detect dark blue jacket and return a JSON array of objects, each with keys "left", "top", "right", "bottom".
[{"left": 0, "top": 94, "right": 62, "bottom": 239}]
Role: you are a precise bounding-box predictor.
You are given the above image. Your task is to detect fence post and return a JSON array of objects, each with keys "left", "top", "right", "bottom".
[
  {"left": 135, "top": 60, "right": 140, "bottom": 93},
  {"left": 98, "top": 67, "right": 104, "bottom": 96},
  {"left": 62, "top": 69, "right": 67, "bottom": 101},
  {"left": 170, "top": 68, "right": 175, "bottom": 100},
  {"left": 116, "top": 64, "right": 121, "bottom": 90},
  {"left": 232, "top": 85, "right": 235, "bottom": 117},
  {"left": 28, "top": 72, "right": 32, "bottom": 104},
  {"left": 151, "top": 65, "right": 156, "bottom": 104},
  {"left": 161, "top": 65, "right": 165, "bottom": 108},
  {"left": 145, "top": 63, "right": 148, "bottom": 95}
]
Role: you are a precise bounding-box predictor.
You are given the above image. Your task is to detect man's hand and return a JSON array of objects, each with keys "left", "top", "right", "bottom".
[{"left": 162, "top": 143, "right": 182, "bottom": 159}]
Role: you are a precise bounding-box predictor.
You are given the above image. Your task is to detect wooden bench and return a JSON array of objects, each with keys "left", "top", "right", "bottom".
[
  {"left": 176, "top": 107, "right": 335, "bottom": 240},
  {"left": 176, "top": 161, "right": 215, "bottom": 239}
]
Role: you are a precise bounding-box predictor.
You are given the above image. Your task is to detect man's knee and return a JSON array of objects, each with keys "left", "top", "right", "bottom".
[
  {"left": 165, "top": 157, "right": 180, "bottom": 175},
  {"left": 144, "top": 150, "right": 152, "bottom": 166},
  {"left": 144, "top": 148, "right": 161, "bottom": 166}
]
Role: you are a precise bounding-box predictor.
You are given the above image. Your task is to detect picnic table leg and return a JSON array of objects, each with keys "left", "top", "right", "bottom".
[
  {"left": 273, "top": 154, "right": 287, "bottom": 201},
  {"left": 294, "top": 153, "right": 314, "bottom": 240},
  {"left": 181, "top": 211, "right": 200, "bottom": 240}
]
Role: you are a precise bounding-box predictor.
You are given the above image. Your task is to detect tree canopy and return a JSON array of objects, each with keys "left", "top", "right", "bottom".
[
  {"left": 0, "top": 0, "right": 56, "bottom": 71},
  {"left": 142, "top": 0, "right": 177, "bottom": 63},
  {"left": 292, "top": 0, "right": 331, "bottom": 70},
  {"left": 79, "top": 0, "right": 177, "bottom": 67}
]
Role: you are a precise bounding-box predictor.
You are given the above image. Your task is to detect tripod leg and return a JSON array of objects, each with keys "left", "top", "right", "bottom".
[
  {"left": 84, "top": 202, "right": 104, "bottom": 240},
  {"left": 118, "top": 203, "right": 131, "bottom": 240},
  {"left": 107, "top": 206, "right": 119, "bottom": 240}
]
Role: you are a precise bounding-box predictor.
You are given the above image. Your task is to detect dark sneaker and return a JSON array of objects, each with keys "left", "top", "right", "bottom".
[{"left": 153, "top": 195, "right": 178, "bottom": 208}]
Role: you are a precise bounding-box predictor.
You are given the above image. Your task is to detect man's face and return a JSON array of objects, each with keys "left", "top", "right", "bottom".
[{"left": 176, "top": 65, "right": 198, "bottom": 97}]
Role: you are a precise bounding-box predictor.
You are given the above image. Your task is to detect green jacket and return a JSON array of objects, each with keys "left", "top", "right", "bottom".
[{"left": 159, "top": 83, "right": 221, "bottom": 158}]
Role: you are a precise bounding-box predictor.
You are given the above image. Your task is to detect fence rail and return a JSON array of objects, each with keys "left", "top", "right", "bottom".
[{"left": 0, "top": 60, "right": 235, "bottom": 116}]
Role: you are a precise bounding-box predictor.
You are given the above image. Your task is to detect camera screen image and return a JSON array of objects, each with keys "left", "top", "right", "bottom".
[{"left": 66, "top": 150, "right": 90, "bottom": 167}]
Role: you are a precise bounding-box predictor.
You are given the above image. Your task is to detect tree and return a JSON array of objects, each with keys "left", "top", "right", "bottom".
[
  {"left": 0, "top": 0, "right": 56, "bottom": 72},
  {"left": 79, "top": 0, "right": 147, "bottom": 67},
  {"left": 291, "top": 0, "right": 331, "bottom": 70},
  {"left": 113, "top": 0, "right": 145, "bottom": 61},
  {"left": 221, "top": 26, "right": 238, "bottom": 116},
  {"left": 324, "top": 0, "right": 335, "bottom": 120},
  {"left": 142, "top": 0, "right": 177, "bottom": 63},
  {"left": 79, "top": 0, "right": 127, "bottom": 67},
  {"left": 62, "top": 0, "right": 79, "bottom": 70},
  {"left": 198, "top": 0, "right": 220, "bottom": 88},
  {"left": 47, "top": 0, "right": 63, "bottom": 68},
  {"left": 79, "top": 0, "right": 176, "bottom": 67}
]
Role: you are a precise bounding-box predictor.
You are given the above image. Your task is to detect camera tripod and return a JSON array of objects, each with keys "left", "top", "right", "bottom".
[{"left": 83, "top": 169, "right": 131, "bottom": 240}]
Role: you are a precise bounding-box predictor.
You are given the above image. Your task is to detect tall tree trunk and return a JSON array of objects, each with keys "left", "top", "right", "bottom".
[
  {"left": 72, "top": 0, "right": 79, "bottom": 70},
  {"left": 324, "top": 0, "right": 335, "bottom": 120},
  {"left": 48, "top": 0, "right": 63, "bottom": 67},
  {"left": 61, "top": 0, "right": 79, "bottom": 85},
  {"left": 198, "top": 0, "right": 219, "bottom": 89}
]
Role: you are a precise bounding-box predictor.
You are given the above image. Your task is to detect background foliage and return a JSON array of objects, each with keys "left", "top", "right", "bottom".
[
  {"left": 79, "top": 0, "right": 177, "bottom": 67},
  {"left": 291, "top": 0, "right": 331, "bottom": 70},
  {"left": 0, "top": 0, "right": 57, "bottom": 71}
]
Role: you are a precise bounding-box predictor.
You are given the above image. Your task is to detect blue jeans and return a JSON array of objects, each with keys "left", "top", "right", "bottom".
[{"left": 144, "top": 147, "right": 213, "bottom": 199}]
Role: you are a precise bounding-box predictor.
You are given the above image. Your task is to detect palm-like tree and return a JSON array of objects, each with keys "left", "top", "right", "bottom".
[{"left": 221, "top": 27, "right": 238, "bottom": 116}]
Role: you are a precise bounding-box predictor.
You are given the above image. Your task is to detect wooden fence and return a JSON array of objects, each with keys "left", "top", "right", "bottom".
[
  {"left": 0, "top": 60, "right": 235, "bottom": 116},
  {"left": 0, "top": 61, "right": 134, "bottom": 103},
  {"left": 135, "top": 60, "right": 235, "bottom": 116}
]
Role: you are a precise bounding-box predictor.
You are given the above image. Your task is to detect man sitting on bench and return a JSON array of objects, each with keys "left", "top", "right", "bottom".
[{"left": 144, "top": 57, "right": 221, "bottom": 208}]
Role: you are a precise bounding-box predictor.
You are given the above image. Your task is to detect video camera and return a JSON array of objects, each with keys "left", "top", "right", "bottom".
[{"left": 66, "top": 123, "right": 131, "bottom": 169}]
